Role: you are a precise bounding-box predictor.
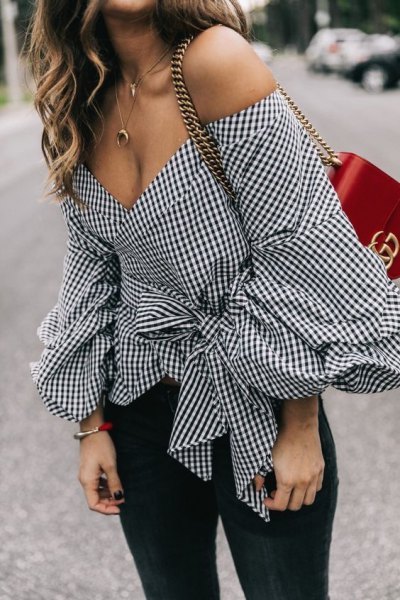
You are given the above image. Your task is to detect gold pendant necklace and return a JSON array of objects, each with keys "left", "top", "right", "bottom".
[
  {"left": 115, "top": 44, "right": 173, "bottom": 148},
  {"left": 114, "top": 76, "right": 140, "bottom": 148},
  {"left": 116, "top": 128, "right": 130, "bottom": 148}
]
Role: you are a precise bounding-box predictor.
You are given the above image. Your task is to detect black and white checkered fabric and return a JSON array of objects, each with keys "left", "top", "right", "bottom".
[{"left": 31, "top": 89, "right": 400, "bottom": 522}]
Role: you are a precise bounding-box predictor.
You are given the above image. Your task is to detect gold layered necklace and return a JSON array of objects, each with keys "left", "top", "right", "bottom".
[{"left": 114, "top": 44, "right": 172, "bottom": 148}]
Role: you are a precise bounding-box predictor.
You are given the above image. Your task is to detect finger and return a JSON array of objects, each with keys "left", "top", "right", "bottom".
[
  {"left": 89, "top": 499, "right": 122, "bottom": 515},
  {"left": 98, "top": 475, "right": 118, "bottom": 501},
  {"left": 287, "top": 485, "right": 307, "bottom": 511},
  {"left": 83, "top": 481, "right": 121, "bottom": 515},
  {"left": 264, "top": 486, "right": 292, "bottom": 511},
  {"left": 97, "top": 486, "right": 125, "bottom": 505},
  {"left": 253, "top": 474, "right": 265, "bottom": 492},
  {"left": 99, "top": 497, "right": 123, "bottom": 507},
  {"left": 102, "top": 463, "right": 125, "bottom": 504},
  {"left": 98, "top": 482, "right": 124, "bottom": 505},
  {"left": 303, "top": 484, "right": 317, "bottom": 506}
]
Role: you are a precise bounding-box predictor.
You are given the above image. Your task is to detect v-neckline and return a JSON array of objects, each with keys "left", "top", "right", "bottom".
[
  {"left": 76, "top": 89, "right": 281, "bottom": 217},
  {"left": 80, "top": 135, "right": 193, "bottom": 216}
]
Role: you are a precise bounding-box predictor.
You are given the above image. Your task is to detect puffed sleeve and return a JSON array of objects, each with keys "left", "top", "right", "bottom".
[
  {"left": 208, "top": 89, "right": 400, "bottom": 399},
  {"left": 30, "top": 197, "right": 120, "bottom": 421}
]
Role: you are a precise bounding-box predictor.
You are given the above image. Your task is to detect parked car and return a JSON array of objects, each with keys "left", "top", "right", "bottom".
[
  {"left": 348, "top": 48, "right": 400, "bottom": 92},
  {"left": 305, "top": 28, "right": 366, "bottom": 73},
  {"left": 340, "top": 34, "right": 400, "bottom": 75},
  {"left": 251, "top": 41, "right": 273, "bottom": 64},
  {"left": 366, "top": 34, "right": 400, "bottom": 53}
]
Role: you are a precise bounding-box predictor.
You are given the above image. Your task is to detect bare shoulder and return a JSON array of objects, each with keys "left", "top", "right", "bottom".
[{"left": 182, "top": 25, "right": 277, "bottom": 125}]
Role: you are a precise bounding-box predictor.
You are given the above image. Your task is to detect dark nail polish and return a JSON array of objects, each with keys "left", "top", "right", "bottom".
[{"left": 113, "top": 490, "right": 124, "bottom": 500}]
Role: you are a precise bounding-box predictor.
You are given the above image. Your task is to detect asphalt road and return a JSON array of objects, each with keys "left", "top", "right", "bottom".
[{"left": 1, "top": 55, "right": 400, "bottom": 600}]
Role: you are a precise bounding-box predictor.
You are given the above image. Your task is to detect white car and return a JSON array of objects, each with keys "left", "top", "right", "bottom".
[
  {"left": 306, "top": 28, "right": 367, "bottom": 73},
  {"left": 340, "top": 34, "right": 400, "bottom": 75}
]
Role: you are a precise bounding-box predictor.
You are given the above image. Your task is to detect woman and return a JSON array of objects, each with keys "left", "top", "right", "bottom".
[{"left": 28, "top": 1, "right": 400, "bottom": 599}]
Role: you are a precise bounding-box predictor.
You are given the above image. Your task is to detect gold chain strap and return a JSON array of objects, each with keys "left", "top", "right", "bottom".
[
  {"left": 170, "top": 34, "right": 342, "bottom": 203},
  {"left": 275, "top": 83, "right": 342, "bottom": 167}
]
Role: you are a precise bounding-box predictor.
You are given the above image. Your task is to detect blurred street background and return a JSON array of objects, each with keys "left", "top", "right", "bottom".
[{"left": 1, "top": 1, "right": 400, "bottom": 599}]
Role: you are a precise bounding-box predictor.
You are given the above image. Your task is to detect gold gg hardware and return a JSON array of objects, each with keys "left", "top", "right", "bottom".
[{"left": 368, "top": 231, "right": 399, "bottom": 271}]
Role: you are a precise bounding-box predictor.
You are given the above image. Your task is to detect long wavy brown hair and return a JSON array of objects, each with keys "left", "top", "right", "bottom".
[{"left": 24, "top": 0, "right": 250, "bottom": 205}]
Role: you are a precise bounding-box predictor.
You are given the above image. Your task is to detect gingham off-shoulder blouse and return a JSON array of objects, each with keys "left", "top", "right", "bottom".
[{"left": 31, "top": 89, "right": 400, "bottom": 523}]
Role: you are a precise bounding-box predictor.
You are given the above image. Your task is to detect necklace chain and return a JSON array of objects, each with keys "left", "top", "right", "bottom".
[{"left": 114, "top": 44, "right": 173, "bottom": 148}]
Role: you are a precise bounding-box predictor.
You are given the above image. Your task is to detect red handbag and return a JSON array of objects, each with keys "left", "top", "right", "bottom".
[
  {"left": 327, "top": 153, "right": 400, "bottom": 279},
  {"left": 276, "top": 87, "right": 400, "bottom": 280}
]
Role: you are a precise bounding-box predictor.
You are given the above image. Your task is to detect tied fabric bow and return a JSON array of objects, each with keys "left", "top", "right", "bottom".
[{"left": 132, "top": 283, "right": 279, "bottom": 522}]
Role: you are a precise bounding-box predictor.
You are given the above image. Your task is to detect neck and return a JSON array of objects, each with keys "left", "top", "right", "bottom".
[{"left": 101, "top": 11, "right": 170, "bottom": 83}]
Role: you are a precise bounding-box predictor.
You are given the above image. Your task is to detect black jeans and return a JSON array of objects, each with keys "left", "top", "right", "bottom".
[{"left": 104, "top": 383, "right": 339, "bottom": 600}]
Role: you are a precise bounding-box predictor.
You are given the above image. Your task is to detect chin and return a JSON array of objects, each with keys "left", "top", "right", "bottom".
[
  {"left": 101, "top": 0, "right": 156, "bottom": 15},
  {"left": 101, "top": 0, "right": 156, "bottom": 18}
]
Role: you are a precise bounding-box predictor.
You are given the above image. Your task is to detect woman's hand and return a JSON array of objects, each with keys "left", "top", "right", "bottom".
[
  {"left": 253, "top": 395, "right": 325, "bottom": 511},
  {"left": 77, "top": 402, "right": 125, "bottom": 515},
  {"left": 78, "top": 431, "right": 125, "bottom": 515}
]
